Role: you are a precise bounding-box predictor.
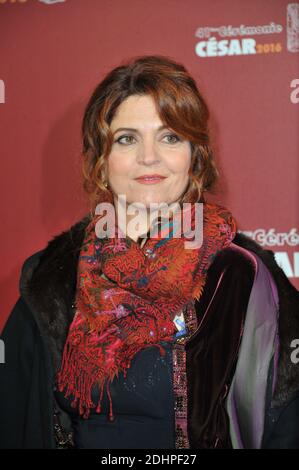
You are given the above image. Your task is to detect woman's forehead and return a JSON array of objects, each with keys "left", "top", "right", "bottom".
[{"left": 110, "top": 95, "right": 164, "bottom": 131}]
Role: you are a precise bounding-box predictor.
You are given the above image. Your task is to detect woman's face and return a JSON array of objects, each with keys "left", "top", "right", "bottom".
[{"left": 107, "top": 94, "right": 192, "bottom": 208}]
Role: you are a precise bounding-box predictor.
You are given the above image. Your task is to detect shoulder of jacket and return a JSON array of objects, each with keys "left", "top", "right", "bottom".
[
  {"left": 209, "top": 240, "right": 258, "bottom": 282},
  {"left": 19, "top": 214, "right": 90, "bottom": 295},
  {"left": 232, "top": 232, "right": 299, "bottom": 297}
]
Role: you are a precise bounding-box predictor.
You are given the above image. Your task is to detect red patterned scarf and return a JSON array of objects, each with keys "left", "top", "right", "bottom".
[{"left": 57, "top": 202, "right": 237, "bottom": 419}]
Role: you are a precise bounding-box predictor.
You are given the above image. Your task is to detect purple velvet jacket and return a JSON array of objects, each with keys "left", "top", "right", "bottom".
[{"left": 0, "top": 215, "right": 299, "bottom": 448}]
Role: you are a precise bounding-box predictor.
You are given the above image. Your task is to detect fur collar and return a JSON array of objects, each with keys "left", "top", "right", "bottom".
[{"left": 20, "top": 214, "right": 299, "bottom": 407}]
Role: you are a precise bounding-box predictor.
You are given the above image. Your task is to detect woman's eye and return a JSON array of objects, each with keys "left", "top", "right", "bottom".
[
  {"left": 114, "top": 133, "right": 181, "bottom": 145},
  {"left": 163, "top": 134, "right": 181, "bottom": 144},
  {"left": 115, "top": 135, "right": 135, "bottom": 145}
]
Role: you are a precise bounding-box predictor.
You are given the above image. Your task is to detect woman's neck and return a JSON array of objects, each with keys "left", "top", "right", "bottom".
[
  {"left": 113, "top": 195, "right": 183, "bottom": 243},
  {"left": 115, "top": 205, "right": 153, "bottom": 242}
]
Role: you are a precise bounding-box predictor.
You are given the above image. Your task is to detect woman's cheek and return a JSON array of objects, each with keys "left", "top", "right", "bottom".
[{"left": 108, "top": 152, "right": 134, "bottom": 175}]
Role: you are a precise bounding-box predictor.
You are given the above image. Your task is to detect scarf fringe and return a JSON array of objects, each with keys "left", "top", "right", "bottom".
[{"left": 57, "top": 340, "right": 168, "bottom": 420}]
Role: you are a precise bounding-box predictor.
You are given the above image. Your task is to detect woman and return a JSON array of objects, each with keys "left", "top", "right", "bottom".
[{"left": 1, "top": 55, "right": 298, "bottom": 449}]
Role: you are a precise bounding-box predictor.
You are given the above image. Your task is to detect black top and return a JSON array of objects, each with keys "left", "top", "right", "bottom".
[{"left": 54, "top": 341, "right": 175, "bottom": 449}]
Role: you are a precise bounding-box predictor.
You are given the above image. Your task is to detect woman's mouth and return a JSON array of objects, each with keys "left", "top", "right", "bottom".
[{"left": 134, "top": 175, "right": 167, "bottom": 185}]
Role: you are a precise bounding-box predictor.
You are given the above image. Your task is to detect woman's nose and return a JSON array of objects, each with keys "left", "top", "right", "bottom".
[{"left": 137, "top": 140, "right": 161, "bottom": 166}]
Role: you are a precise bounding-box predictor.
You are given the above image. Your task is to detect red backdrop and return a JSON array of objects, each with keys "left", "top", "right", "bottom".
[{"left": 0, "top": 0, "right": 298, "bottom": 331}]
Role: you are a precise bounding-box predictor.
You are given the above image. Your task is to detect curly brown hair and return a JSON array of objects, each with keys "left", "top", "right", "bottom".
[{"left": 81, "top": 55, "right": 219, "bottom": 212}]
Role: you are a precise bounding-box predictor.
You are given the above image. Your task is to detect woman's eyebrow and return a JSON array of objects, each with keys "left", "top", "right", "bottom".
[{"left": 113, "top": 125, "right": 168, "bottom": 134}]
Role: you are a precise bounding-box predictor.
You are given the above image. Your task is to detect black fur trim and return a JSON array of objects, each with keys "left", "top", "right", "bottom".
[{"left": 20, "top": 215, "right": 91, "bottom": 373}]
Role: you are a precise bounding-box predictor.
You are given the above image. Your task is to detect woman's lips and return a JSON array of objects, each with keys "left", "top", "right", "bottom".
[{"left": 135, "top": 175, "right": 167, "bottom": 185}]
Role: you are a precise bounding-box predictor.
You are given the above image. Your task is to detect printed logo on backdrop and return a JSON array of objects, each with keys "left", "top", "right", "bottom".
[
  {"left": 38, "top": 0, "right": 66, "bottom": 4},
  {"left": 195, "top": 2, "right": 299, "bottom": 58},
  {"left": 0, "top": 0, "right": 66, "bottom": 4},
  {"left": 287, "top": 3, "right": 299, "bottom": 52},
  {"left": 238, "top": 228, "right": 299, "bottom": 279}
]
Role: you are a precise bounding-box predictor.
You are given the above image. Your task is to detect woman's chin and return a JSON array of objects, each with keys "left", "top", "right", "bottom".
[{"left": 124, "top": 193, "right": 167, "bottom": 208}]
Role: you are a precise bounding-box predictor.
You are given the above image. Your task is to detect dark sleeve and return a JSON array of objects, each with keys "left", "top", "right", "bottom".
[
  {"left": 0, "top": 296, "right": 54, "bottom": 448},
  {"left": 263, "top": 396, "right": 299, "bottom": 448},
  {"left": 263, "top": 357, "right": 299, "bottom": 449}
]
